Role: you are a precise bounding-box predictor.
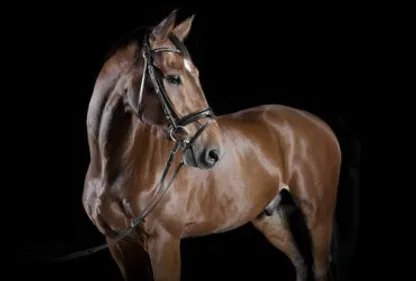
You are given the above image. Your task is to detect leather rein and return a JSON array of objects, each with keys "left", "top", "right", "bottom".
[{"left": 40, "top": 31, "right": 215, "bottom": 263}]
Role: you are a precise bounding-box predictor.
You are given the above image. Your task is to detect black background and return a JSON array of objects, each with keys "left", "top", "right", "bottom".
[{"left": 8, "top": 2, "right": 392, "bottom": 281}]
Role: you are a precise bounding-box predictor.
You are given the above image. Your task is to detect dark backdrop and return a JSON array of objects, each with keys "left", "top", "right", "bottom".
[{"left": 9, "top": 3, "right": 375, "bottom": 281}]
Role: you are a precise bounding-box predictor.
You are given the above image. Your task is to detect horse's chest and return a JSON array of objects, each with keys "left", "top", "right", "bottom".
[{"left": 83, "top": 178, "right": 132, "bottom": 236}]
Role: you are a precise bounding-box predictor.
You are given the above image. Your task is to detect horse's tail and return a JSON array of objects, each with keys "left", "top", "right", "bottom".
[{"left": 330, "top": 117, "right": 361, "bottom": 281}]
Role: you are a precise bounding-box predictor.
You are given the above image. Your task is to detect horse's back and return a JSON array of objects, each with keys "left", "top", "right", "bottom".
[
  {"left": 219, "top": 104, "right": 340, "bottom": 151},
  {"left": 218, "top": 104, "right": 341, "bottom": 202}
]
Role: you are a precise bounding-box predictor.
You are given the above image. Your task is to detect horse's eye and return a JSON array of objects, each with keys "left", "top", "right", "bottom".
[{"left": 166, "top": 75, "right": 182, "bottom": 85}]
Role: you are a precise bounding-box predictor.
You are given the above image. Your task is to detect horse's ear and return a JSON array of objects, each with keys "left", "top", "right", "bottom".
[
  {"left": 150, "top": 9, "right": 178, "bottom": 41},
  {"left": 172, "top": 14, "right": 195, "bottom": 41}
]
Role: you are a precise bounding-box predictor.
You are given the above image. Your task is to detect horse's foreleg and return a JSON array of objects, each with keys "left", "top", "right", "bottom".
[
  {"left": 252, "top": 208, "right": 308, "bottom": 281},
  {"left": 146, "top": 229, "right": 181, "bottom": 281},
  {"left": 107, "top": 237, "right": 153, "bottom": 281}
]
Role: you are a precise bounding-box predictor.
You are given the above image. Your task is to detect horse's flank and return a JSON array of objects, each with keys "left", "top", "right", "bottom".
[{"left": 180, "top": 104, "right": 341, "bottom": 236}]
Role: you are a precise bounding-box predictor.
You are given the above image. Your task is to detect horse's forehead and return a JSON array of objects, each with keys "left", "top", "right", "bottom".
[
  {"left": 151, "top": 38, "right": 191, "bottom": 69},
  {"left": 153, "top": 51, "right": 184, "bottom": 71},
  {"left": 151, "top": 37, "right": 175, "bottom": 49}
]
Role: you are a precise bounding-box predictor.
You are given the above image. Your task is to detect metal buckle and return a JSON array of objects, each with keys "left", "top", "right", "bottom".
[{"left": 169, "top": 125, "right": 190, "bottom": 144}]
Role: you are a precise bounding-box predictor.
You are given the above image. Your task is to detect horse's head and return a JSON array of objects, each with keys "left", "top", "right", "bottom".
[{"left": 121, "top": 10, "right": 223, "bottom": 169}]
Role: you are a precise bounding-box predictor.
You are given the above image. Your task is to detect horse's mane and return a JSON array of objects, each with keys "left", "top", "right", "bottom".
[
  {"left": 101, "top": 26, "right": 150, "bottom": 65},
  {"left": 86, "top": 27, "right": 152, "bottom": 145}
]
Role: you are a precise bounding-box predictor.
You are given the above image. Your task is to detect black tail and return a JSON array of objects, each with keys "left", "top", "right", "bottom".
[{"left": 330, "top": 117, "right": 361, "bottom": 281}]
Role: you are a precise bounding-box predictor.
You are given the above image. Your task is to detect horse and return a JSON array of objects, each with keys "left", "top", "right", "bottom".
[{"left": 80, "top": 9, "right": 358, "bottom": 281}]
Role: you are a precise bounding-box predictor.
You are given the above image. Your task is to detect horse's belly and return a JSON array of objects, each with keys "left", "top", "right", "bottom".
[
  {"left": 182, "top": 177, "right": 278, "bottom": 238},
  {"left": 182, "top": 218, "right": 251, "bottom": 238}
]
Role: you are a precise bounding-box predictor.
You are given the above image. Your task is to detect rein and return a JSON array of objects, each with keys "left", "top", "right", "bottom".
[
  {"left": 40, "top": 142, "right": 184, "bottom": 263},
  {"left": 35, "top": 31, "right": 215, "bottom": 263}
]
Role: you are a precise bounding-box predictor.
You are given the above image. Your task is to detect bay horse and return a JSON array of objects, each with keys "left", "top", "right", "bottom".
[{"left": 78, "top": 9, "right": 357, "bottom": 281}]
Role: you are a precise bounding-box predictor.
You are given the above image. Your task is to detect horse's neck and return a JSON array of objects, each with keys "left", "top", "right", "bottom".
[
  {"left": 93, "top": 113, "right": 174, "bottom": 195},
  {"left": 129, "top": 123, "right": 176, "bottom": 188}
]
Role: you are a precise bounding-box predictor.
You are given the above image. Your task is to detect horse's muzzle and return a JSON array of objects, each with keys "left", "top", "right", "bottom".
[{"left": 182, "top": 145, "right": 221, "bottom": 169}]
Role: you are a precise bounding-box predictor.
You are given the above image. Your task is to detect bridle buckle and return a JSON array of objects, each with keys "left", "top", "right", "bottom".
[{"left": 169, "top": 125, "right": 190, "bottom": 145}]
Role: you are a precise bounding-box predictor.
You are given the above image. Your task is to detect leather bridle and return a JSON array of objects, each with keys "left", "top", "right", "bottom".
[
  {"left": 138, "top": 31, "right": 215, "bottom": 150},
  {"left": 37, "top": 31, "right": 217, "bottom": 263}
]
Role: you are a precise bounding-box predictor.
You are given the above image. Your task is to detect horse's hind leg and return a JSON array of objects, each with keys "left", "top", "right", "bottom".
[
  {"left": 107, "top": 237, "right": 154, "bottom": 281},
  {"left": 302, "top": 211, "right": 334, "bottom": 281},
  {"left": 252, "top": 208, "right": 309, "bottom": 281}
]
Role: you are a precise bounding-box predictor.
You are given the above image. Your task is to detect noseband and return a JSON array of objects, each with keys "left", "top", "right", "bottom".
[{"left": 137, "top": 31, "right": 215, "bottom": 149}]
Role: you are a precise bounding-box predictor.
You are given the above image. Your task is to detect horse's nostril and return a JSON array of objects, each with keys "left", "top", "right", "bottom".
[
  {"left": 199, "top": 149, "right": 220, "bottom": 169},
  {"left": 207, "top": 149, "right": 220, "bottom": 163}
]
